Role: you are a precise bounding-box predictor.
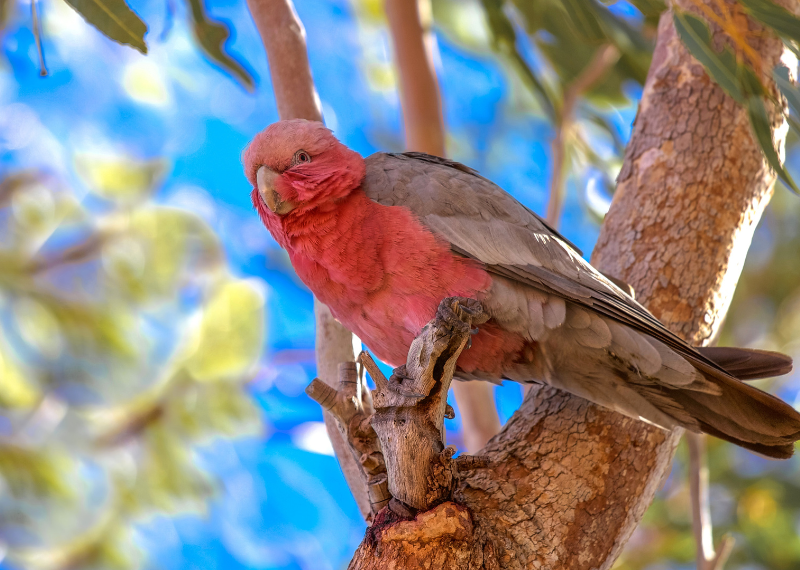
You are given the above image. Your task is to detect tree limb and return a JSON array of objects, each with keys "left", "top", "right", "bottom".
[
  {"left": 246, "top": 0, "right": 370, "bottom": 519},
  {"left": 384, "top": 0, "right": 501, "bottom": 453},
  {"left": 545, "top": 43, "right": 620, "bottom": 227},
  {"left": 687, "top": 433, "right": 734, "bottom": 570}
]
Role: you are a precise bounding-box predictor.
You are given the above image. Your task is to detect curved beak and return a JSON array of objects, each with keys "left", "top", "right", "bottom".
[{"left": 257, "top": 166, "right": 296, "bottom": 215}]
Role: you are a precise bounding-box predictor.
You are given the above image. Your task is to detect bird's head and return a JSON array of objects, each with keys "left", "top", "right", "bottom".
[{"left": 243, "top": 119, "right": 366, "bottom": 225}]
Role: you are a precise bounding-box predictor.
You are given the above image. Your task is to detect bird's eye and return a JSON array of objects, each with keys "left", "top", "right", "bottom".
[{"left": 293, "top": 150, "right": 311, "bottom": 165}]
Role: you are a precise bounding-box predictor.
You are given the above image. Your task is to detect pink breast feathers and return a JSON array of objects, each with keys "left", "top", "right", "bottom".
[{"left": 280, "top": 189, "right": 530, "bottom": 375}]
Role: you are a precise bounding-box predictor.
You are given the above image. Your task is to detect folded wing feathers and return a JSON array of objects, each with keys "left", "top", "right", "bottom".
[{"left": 363, "top": 152, "right": 800, "bottom": 456}]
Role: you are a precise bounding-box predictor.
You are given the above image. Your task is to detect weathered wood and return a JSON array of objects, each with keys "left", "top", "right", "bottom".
[
  {"left": 306, "top": 362, "right": 390, "bottom": 517},
  {"left": 369, "top": 297, "right": 489, "bottom": 512}
]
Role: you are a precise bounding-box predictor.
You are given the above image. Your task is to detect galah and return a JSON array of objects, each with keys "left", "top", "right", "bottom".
[{"left": 244, "top": 119, "right": 800, "bottom": 458}]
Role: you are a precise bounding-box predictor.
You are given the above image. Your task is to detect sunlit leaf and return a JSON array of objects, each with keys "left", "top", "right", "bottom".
[
  {"left": 673, "top": 10, "right": 744, "bottom": 103},
  {"left": 13, "top": 296, "right": 63, "bottom": 358},
  {"left": 75, "top": 155, "right": 167, "bottom": 203},
  {"left": 184, "top": 279, "right": 265, "bottom": 382},
  {"left": 0, "top": 445, "right": 73, "bottom": 500},
  {"left": 12, "top": 514, "right": 138, "bottom": 570},
  {"left": 169, "top": 383, "right": 261, "bottom": 441},
  {"left": 739, "top": 0, "right": 800, "bottom": 45},
  {"left": 11, "top": 183, "right": 56, "bottom": 233},
  {"left": 31, "top": 293, "right": 138, "bottom": 359},
  {"left": 61, "top": 0, "right": 147, "bottom": 54},
  {"left": 103, "top": 207, "right": 222, "bottom": 302},
  {"left": 130, "top": 426, "right": 214, "bottom": 513},
  {"left": 627, "top": 0, "right": 666, "bottom": 19},
  {"left": 185, "top": 0, "right": 255, "bottom": 91},
  {"left": 0, "top": 347, "right": 39, "bottom": 408},
  {"left": 747, "top": 95, "right": 800, "bottom": 194}
]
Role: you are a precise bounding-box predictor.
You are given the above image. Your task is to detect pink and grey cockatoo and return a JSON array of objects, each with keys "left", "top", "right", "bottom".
[{"left": 244, "top": 119, "right": 800, "bottom": 458}]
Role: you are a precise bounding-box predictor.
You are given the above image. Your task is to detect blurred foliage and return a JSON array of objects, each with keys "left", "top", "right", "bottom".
[
  {"left": 13, "top": 0, "right": 254, "bottom": 88},
  {"left": 0, "top": 162, "right": 264, "bottom": 569}
]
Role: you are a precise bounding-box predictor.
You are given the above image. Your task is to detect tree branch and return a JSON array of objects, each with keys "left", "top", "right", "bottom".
[
  {"left": 545, "top": 43, "right": 620, "bottom": 227},
  {"left": 246, "top": 0, "right": 370, "bottom": 519},
  {"left": 384, "top": 0, "right": 501, "bottom": 453},
  {"left": 687, "top": 433, "right": 734, "bottom": 570},
  {"left": 306, "top": 362, "right": 390, "bottom": 517}
]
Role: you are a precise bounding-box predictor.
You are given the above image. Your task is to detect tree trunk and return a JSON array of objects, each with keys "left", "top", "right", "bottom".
[{"left": 348, "top": 2, "right": 791, "bottom": 568}]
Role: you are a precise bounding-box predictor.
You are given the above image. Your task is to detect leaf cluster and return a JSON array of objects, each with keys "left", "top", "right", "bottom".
[
  {"left": 6, "top": 0, "right": 254, "bottom": 89},
  {"left": 0, "top": 159, "right": 265, "bottom": 569}
]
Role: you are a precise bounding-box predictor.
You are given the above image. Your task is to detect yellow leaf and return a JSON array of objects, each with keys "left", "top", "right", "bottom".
[
  {"left": 0, "top": 348, "right": 39, "bottom": 408},
  {"left": 184, "top": 279, "right": 265, "bottom": 382},
  {"left": 13, "top": 297, "right": 64, "bottom": 358}
]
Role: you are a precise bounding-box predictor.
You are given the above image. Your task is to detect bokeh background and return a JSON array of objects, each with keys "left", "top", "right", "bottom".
[{"left": 1, "top": 0, "right": 799, "bottom": 569}]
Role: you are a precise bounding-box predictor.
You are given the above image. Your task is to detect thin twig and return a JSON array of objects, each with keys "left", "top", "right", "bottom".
[
  {"left": 545, "top": 44, "right": 619, "bottom": 228},
  {"left": 27, "top": 235, "right": 105, "bottom": 274},
  {"left": 687, "top": 432, "right": 734, "bottom": 570},
  {"left": 31, "top": 0, "right": 48, "bottom": 77},
  {"left": 384, "top": 0, "right": 501, "bottom": 452}
]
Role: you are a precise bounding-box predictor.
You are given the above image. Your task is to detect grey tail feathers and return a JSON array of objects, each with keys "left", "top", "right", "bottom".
[
  {"left": 695, "top": 346, "right": 793, "bottom": 380},
  {"left": 656, "top": 348, "right": 799, "bottom": 459}
]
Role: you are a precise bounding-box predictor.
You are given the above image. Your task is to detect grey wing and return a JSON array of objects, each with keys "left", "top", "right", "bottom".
[
  {"left": 362, "top": 151, "right": 723, "bottom": 376},
  {"left": 362, "top": 152, "right": 800, "bottom": 455}
]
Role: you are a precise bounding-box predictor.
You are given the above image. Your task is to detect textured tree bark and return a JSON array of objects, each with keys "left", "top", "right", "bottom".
[
  {"left": 384, "top": 0, "right": 501, "bottom": 453},
  {"left": 247, "top": 0, "right": 370, "bottom": 519},
  {"left": 348, "top": 1, "right": 791, "bottom": 567}
]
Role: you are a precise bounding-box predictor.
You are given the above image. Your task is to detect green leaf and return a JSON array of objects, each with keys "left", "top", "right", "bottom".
[
  {"left": 738, "top": 0, "right": 800, "bottom": 45},
  {"left": 628, "top": 0, "right": 666, "bottom": 18},
  {"left": 672, "top": 10, "right": 744, "bottom": 103},
  {"left": 480, "top": 0, "right": 557, "bottom": 121},
  {"left": 62, "top": 0, "right": 147, "bottom": 54},
  {"left": 747, "top": 95, "right": 800, "bottom": 194},
  {"left": 185, "top": 0, "right": 255, "bottom": 91},
  {"left": 774, "top": 65, "right": 800, "bottom": 117},
  {"left": 561, "top": 0, "right": 606, "bottom": 42}
]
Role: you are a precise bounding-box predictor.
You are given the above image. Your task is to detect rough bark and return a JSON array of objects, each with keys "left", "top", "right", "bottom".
[
  {"left": 247, "top": 0, "right": 370, "bottom": 519},
  {"left": 384, "top": 0, "right": 501, "bottom": 452},
  {"left": 348, "top": 2, "right": 791, "bottom": 568}
]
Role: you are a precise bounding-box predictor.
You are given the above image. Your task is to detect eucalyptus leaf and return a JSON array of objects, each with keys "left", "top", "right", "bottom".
[
  {"left": 561, "top": 0, "right": 606, "bottom": 42},
  {"left": 774, "top": 65, "right": 800, "bottom": 117},
  {"left": 738, "top": 0, "right": 800, "bottom": 45},
  {"left": 106, "top": 207, "right": 223, "bottom": 302},
  {"left": 627, "top": 0, "right": 666, "bottom": 18},
  {"left": 480, "top": 0, "right": 557, "bottom": 120},
  {"left": 62, "top": 0, "right": 147, "bottom": 53},
  {"left": 672, "top": 10, "right": 744, "bottom": 103},
  {"left": 747, "top": 95, "right": 800, "bottom": 194},
  {"left": 185, "top": 0, "right": 255, "bottom": 91},
  {"left": 0, "top": 347, "right": 39, "bottom": 408}
]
